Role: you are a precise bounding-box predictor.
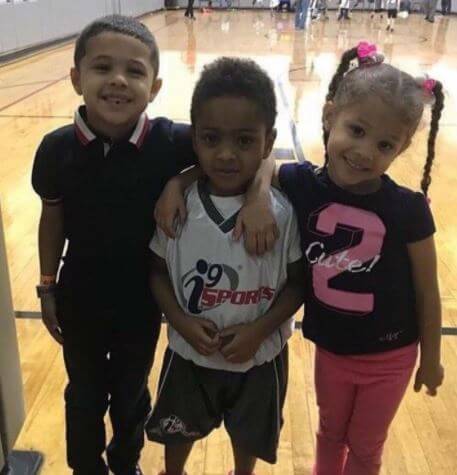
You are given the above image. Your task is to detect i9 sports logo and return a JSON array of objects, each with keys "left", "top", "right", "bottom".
[{"left": 182, "top": 259, "right": 274, "bottom": 314}]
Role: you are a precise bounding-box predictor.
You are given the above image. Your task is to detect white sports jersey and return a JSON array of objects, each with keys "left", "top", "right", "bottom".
[{"left": 150, "top": 181, "right": 302, "bottom": 372}]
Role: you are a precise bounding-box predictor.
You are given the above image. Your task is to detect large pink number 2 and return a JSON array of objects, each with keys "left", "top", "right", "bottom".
[{"left": 311, "top": 203, "right": 386, "bottom": 315}]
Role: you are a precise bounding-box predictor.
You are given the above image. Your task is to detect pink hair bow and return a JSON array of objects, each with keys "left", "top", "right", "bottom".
[
  {"left": 423, "top": 78, "right": 436, "bottom": 95},
  {"left": 357, "top": 41, "right": 378, "bottom": 61},
  {"left": 357, "top": 41, "right": 384, "bottom": 67}
]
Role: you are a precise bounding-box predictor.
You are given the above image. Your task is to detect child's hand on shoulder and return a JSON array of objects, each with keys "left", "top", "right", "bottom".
[
  {"left": 219, "top": 322, "right": 264, "bottom": 364},
  {"left": 233, "top": 193, "right": 279, "bottom": 256},
  {"left": 181, "top": 317, "right": 220, "bottom": 356},
  {"left": 154, "top": 177, "right": 187, "bottom": 238},
  {"left": 414, "top": 363, "right": 444, "bottom": 396}
]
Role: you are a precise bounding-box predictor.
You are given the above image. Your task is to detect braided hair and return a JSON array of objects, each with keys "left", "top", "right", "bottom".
[
  {"left": 323, "top": 47, "right": 358, "bottom": 165},
  {"left": 323, "top": 46, "right": 445, "bottom": 196},
  {"left": 421, "top": 81, "right": 444, "bottom": 195}
]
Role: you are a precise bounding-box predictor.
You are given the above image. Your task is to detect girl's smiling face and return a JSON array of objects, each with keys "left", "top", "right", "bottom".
[{"left": 324, "top": 96, "right": 412, "bottom": 193}]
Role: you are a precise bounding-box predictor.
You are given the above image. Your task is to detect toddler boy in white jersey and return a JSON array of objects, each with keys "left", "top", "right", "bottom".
[{"left": 145, "top": 58, "right": 304, "bottom": 475}]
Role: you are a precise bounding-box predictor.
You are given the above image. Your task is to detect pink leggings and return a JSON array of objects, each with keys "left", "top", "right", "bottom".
[{"left": 313, "top": 343, "right": 417, "bottom": 475}]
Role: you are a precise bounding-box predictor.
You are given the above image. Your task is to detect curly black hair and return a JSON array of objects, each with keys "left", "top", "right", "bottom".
[
  {"left": 74, "top": 15, "right": 159, "bottom": 77},
  {"left": 191, "top": 57, "right": 277, "bottom": 131}
]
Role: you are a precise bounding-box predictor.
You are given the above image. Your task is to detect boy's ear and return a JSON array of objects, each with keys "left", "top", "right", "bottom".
[
  {"left": 149, "top": 78, "right": 162, "bottom": 102},
  {"left": 323, "top": 101, "right": 336, "bottom": 132},
  {"left": 70, "top": 67, "right": 83, "bottom": 96},
  {"left": 263, "top": 128, "right": 277, "bottom": 160}
]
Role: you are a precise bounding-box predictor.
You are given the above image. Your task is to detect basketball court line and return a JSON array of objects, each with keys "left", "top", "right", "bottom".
[
  {"left": 0, "top": 114, "right": 73, "bottom": 119},
  {"left": 275, "top": 74, "right": 306, "bottom": 163},
  {"left": 0, "top": 16, "right": 179, "bottom": 115},
  {"left": 0, "top": 80, "right": 66, "bottom": 90},
  {"left": 14, "top": 311, "right": 457, "bottom": 335},
  {"left": 0, "top": 75, "right": 69, "bottom": 113}
]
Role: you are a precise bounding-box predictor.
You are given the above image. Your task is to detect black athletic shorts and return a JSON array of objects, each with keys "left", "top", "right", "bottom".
[
  {"left": 145, "top": 346, "right": 288, "bottom": 463},
  {"left": 387, "top": 8, "right": 398, "bottom": 17}
]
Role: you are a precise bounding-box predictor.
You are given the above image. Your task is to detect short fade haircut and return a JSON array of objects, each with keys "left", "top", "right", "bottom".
[
  {"left": 191, "top": 57, "right": 277, "bottom": 131},
  {"left": 74, "top": 14, "right": 159, "bottom": 77}
]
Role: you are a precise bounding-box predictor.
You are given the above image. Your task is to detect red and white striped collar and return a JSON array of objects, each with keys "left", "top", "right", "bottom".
[{"left": 74, "top": 106, "right": 150, "bottom": 149}]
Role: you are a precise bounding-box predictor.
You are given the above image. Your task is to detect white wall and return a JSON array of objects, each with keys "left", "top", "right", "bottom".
[
  {"left": 120, "top": 0, "right": 164, "bottom": 16},
  {"left": 0, "top": 0, "right": 164, "bottom": 57},
  {"left": 0, "top": 202, "right": 25, "bottom": 468}
]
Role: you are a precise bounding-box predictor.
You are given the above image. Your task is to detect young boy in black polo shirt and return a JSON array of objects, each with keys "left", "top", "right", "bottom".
[{"left": 32, "top": 15, "right": 193, "bottom": 475}]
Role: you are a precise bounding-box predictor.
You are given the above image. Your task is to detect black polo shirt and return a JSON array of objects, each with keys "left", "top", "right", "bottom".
[{"left": 32, "top": 106, "right": 197, "bottom": 283}]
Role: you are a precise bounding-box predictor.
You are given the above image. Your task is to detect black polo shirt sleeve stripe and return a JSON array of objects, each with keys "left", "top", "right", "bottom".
[{"left": 31, "top": 133, "right": 62, "bottom": 202}]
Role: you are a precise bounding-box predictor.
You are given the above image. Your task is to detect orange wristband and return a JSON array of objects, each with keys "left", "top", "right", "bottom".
[{"left": 40, "top": 275, "right": 57, "bottom": 285}]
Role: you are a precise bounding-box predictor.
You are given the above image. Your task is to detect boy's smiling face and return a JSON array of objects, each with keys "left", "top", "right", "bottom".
[{"left": 71, "top": 32, "right": 161, "bottom": 140}]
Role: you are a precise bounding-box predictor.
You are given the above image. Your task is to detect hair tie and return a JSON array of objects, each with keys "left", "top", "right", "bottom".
[
  {"left": 423, "top": 78, "right": 436, "bottom": 96},
  {"left": 356, "top": 41, "right": 384, "bottom": 67}
]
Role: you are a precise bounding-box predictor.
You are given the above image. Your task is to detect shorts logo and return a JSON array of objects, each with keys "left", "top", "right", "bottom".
[
  {"left": 182, "top": 259, "right": 274, "bottom": 314},
  {"left": 159, "top": 415, "right": 201, "bottom": 438}
]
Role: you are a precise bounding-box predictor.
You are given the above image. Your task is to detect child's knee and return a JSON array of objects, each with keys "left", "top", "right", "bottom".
[
  {"left": 64, "top": 382, "right": 108, "bottom": 415},
  {"left": 346, "top": 434, "right": 384, "bottom": 469},
  {"left": 317, "top": 415, "right": 348, "bottom": 443}
]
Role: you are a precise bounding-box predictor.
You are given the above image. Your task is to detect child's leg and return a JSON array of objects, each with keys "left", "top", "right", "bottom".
[
  {"left": 313, "top": 348, "right": 357, "bottom": 475},
  {"left": 63, "top": 339, "right": 110, "bottom": 475},
  {"left": 105, "top": 298, "right": 161, "bottom": 475},
  {"left": 57, "top": 291, "right": 110, "bottom": 475},
  {"left": 343, "top": 345, "right": 417, "bottom": 475},
  {"left": 165, "top": 442, "right": 194, "bottom": 474},
  {"left": 145, "top": 350, "right": 224, "bottom": 473},
  {"left": 225, "top": 348, "right": 288, "bottom": 468},
  {"left": 232, "top": 443, "right": 257, "bottom": 474}
]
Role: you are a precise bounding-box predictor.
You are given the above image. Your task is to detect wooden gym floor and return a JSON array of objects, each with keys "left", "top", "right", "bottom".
[{"left": 0, "top": 8, "right": 456, "bottom": 474}]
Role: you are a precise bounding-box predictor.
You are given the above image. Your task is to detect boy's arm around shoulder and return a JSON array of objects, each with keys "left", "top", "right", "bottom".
[
  {"left": 156, "top": 153, "right": 281, "bottom": 253},
  {"left": 149, "top": 249, "right": 220, "bottom": 356},
  {"left": 233, "top": 154, "right": 280, "bottom": 255},
  {"left": 407, "top": 236, "right": 444, "bottom": 396},
  {"left": 154, "top": 166, "right": 203, "bottom": 238},
  {"left": 153, "top": 120, "right": 200, "bottom": 237}
]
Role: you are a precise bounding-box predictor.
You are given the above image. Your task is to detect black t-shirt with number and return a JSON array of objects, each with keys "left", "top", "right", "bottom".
[{"left": 279, "top": 161, "right": 435, "bottom": 355}]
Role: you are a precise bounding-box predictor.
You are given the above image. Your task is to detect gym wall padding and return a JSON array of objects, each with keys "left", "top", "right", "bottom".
[
  {"left": 0, "top": 0, "right": 165, "bottom": 58},
  {"left": 0, "top": 201, "right": 25, "bottom": 470}
]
